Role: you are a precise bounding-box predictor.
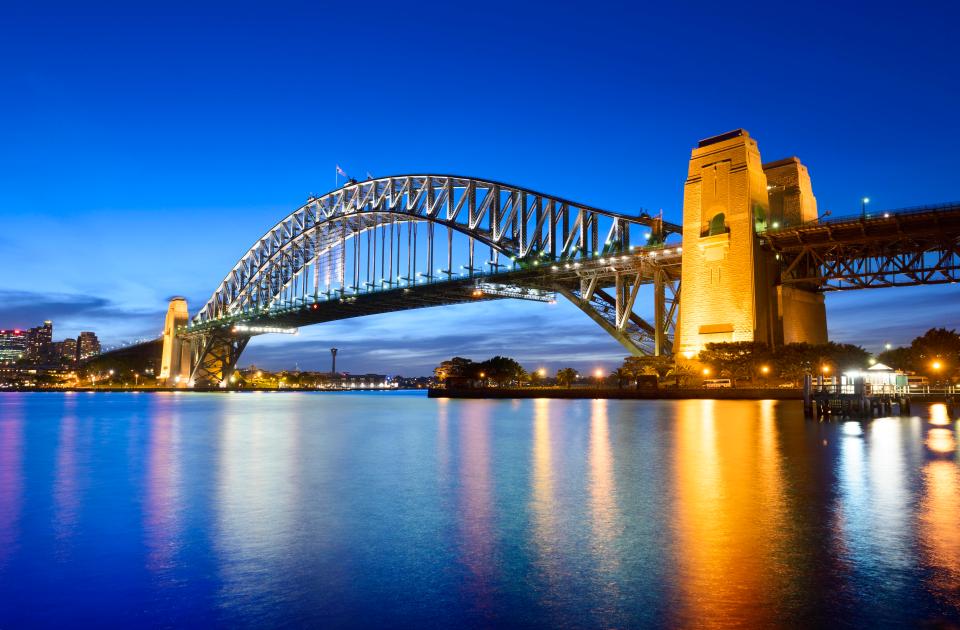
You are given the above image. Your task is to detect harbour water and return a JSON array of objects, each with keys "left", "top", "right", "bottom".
[{"left": 0, "top": 392, "right": 958, "bottom": 627}]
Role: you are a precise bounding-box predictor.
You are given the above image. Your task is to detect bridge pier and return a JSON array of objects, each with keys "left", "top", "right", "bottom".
[
  {"left": 187, "top": 330, "right": 250, "bottom": 388},
  {"left": 676, "top": 130, "right": 827, "bottom": 360},
  {"left": 159, "top": 297, "right": 192, "bottom": 387}
]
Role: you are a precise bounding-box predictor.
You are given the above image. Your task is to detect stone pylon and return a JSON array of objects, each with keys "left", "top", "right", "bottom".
[
  {"left": 676, "top": 129, "right": 826, "bottom": 359},
  {"left": 159, "top": 297, "right": 192, "bottom": 387}
]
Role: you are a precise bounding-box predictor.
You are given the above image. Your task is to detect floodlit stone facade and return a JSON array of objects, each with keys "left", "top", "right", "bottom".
[
  {"left": 159, "top": 297, "right": 192, "bottom": 386},
  {"left": 676, "top": 130, "right": 827, "bottom": 356}
]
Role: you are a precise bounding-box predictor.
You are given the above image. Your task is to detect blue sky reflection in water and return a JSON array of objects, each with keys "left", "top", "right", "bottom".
[{"left": 1, "top": 392, "right": 959, "bottom": 627}]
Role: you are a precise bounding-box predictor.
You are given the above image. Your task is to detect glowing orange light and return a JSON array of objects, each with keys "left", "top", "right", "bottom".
[
  {"left": 932, "top": 360, "right": 943, "bottom": 371},
  {"left": 760, "top": 366, "right": 769, "bottom": 374},
  {"left": 821, "top": 365, "right": 831, "bottom": 374},
  {"left": 702, "top": 368, "right": 710, "bottom": 376},
  {"left": 927, "top": 428, "right": 956, "bottom": 454}
]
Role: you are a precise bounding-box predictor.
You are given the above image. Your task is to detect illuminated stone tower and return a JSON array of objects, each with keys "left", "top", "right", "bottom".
[
  {"left": 763, "top": 157, "right": 828, "bottom": 345},
  {"left": 676, "top": 129, "right": 827, "bottom": 357},
  {"left": 159, "top": 297, "right": 192, "bottom": 386}
]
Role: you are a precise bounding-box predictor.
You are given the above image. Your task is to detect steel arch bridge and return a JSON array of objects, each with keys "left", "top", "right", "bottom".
[{"left": 180, "top": 175, "right": 683, "bottom": 386}]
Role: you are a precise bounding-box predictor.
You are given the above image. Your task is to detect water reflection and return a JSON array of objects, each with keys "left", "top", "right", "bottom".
[
  {"left": 458, "top": 402, "right": 495, "bottom": 610},
  {"left": 530, "top": 399, "right": 557, "bottom": 563},
  {"left": 588, "top": 399, "right": 620, "bottom": 575},
  {"left": 215, "top": 396, "right": 301, "bottom": 606},
  {"left": 53, "top": 397, "right": 80, "bottom": 547},
  {"left": 921, "top": 458, "right": 960, "bottom": 609},
  {"left": 836, "top": 416, "right": 917, "bottom": 617},
  {"left": 144, "top": 398, "right": 181, "bottom": 573},
  {"left": 0, "top": 400, "right": 24, "bottom": 568},
  {"left": 672, "top": 400, "right": 788, "bottom": 626},
  {"left": 0, "top": 394, "right": 958, "bottom": 626}
]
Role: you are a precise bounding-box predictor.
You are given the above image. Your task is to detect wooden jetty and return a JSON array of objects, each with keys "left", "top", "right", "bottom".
[{"left": 803, "top": 374, "right": 959, "bottom": 419}]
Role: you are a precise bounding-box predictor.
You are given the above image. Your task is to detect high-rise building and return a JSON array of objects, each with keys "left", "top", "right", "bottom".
[
  {"left": 26, "top": 320, "right": 53, "bottom": 363},
  {"left": 77, "top": 331, "right": 101, "bottom": 362},
  {"left": 0, "top": 329, "right": 28, "bottom": 364},
  {"left": 60, "top": 338, "right": 78, "bottom": 366}
]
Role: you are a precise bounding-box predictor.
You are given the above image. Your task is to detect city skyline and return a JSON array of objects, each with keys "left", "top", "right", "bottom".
[{"left": 2, "top": 2, "right": 959, "bottom": 374}]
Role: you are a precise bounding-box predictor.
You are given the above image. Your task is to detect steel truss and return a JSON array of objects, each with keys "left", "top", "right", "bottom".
[
  {"left": 555, "top": 252, "right": 681, "bottom": 356},
  {"left": 763, "top": 204, "right": 960, "bottom": 290},
  {"left": 194, "top": 175, "right": 679, "bottom": 325},
  {"left": 182, "top": 176, "right": 683, "bottom": 380},
  {"left": 189, "top": 331, "right": 250, "bottom": 388}
]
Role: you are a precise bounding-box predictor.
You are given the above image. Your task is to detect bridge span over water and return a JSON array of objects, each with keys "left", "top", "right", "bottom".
[{"left": 135, "top": 129, "right": 958, "bottom": 387}]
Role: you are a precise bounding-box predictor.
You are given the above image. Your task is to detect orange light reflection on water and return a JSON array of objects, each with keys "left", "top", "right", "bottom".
[
  {"left": 672, "top": 399, "right": 787, "bottom": 627},
  {"left": 459, "top": 402, "right": 495, "bottom": 611},
  {"left": 588, "top": 399, "right": 621, "bottom": 577}
]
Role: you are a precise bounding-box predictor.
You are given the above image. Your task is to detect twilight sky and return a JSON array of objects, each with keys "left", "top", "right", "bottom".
[{"left": 1, "top": 1, "right": 958, "bottom": 375}]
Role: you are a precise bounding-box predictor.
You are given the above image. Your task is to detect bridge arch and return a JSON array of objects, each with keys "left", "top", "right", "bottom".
[
  {"left": 194, "top": 175, "right": 678, "bottom": 325},
  {"left": 181, "top": 175, "right": 682, "bottom": 387}
]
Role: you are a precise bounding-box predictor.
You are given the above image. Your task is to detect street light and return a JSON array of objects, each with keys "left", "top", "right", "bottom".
[
  {"left": 932, "top": 360, "right": 943, "bottom": 371},
  {"left": 861, "top": 197, "right": 870, "bottom": 216},
  {"left": 702, "top": 368, "right": 711, "bottom": 376},
  {"left": 884, "top": 342, "right": 893, "bottom": 350}
]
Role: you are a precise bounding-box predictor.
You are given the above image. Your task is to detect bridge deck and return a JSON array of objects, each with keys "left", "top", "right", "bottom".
[
  {"left": 761, "top": 203, "right": 960, "bottom": 251},
  {"left": 183, "top": 249, "right": 683, "bottom": 335}
]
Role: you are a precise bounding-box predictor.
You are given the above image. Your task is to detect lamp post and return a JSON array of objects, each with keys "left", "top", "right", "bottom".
[
  {"left": 760, "top": 365, "right": 770, "bottom": 387},
  {"left": 594, "top": 368, "right": 604, "bottom": 390},
  {"left": 861, "top": 197, "right": 870, "bottom": 218},
  {"left": 932, "top": 360, "right": 943, "bottom": 384}
]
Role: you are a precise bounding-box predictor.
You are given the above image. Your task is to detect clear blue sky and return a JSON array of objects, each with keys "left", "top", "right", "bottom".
[{"left": 1, "top": 0, "right": 958, "bottom": 375}]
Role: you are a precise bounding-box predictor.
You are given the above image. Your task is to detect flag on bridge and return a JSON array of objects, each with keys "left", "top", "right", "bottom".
[{"left": 336, "top": 165, "right": 347, "bottom": 177}]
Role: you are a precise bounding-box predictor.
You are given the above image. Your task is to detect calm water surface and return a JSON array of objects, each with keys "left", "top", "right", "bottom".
[{"left": 0, "top": 392, "right": 958, "bottom": 627}]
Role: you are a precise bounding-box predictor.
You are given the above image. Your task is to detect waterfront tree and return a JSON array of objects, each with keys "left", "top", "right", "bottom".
[
  {"left": 477, "top": 356, "right": 525, "bottom": 386},
  {"left": 556, "top": 367, "right": 579, "bottom": 388},
  {"left": 610, "top": 367, "right": 629, "bottom": 389}
]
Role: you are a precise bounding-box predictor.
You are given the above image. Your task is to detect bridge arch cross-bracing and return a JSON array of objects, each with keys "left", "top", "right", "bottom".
[{"left": 181, "top": 175, "right": 683, "bottom": 387}]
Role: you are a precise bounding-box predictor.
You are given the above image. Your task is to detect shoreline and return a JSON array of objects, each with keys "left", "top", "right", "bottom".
[
  {"left": 0, "top": 387, "right": 422, "bottom": 394},
  {"left": 429, "top": 386, "right": 804, "bottom": 400},
  {"left": 430, "top": 387, "right": 959, "bottom": 403}
]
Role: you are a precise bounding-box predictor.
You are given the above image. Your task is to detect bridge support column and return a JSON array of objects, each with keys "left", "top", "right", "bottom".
[
  {"left": 189, "top": 331, "right": 250, "bottom": 389},
  {"left": 159, "top": 297, "right": 192, "bottom": 387},
  {"left": 653, "top": 270, "right": 678, "bottom": 356},
  {"left": 764, "top": 158, "right": 827, "bottom": 345},
  {"left": 676, "top": 129, "right": 826, "bottom": 358}
]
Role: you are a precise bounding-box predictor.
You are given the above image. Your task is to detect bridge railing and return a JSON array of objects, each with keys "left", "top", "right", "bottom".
[{"left": 759, "top": 200, "right": 960, "bottom": 235}]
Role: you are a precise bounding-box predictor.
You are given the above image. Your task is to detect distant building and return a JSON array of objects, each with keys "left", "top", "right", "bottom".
[
  {"left": 333, "top": 373, "right": 393, "bottom": 389},
  {"left": 26, "top": 321, "right": 53, "bottom": 364},
  {"left": 77, "top": 331, "right": 101, "bottom": 362},
  {"left": 0, "top": 329, "right": 28, "bottom": 364},
  {"left": 60, "top": 337, "right": 77, "bottom": 365}
]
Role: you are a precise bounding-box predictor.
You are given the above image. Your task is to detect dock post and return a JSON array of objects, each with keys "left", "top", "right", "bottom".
[{"left": 803, "top": 374, "right": 813, "bottom": 417}]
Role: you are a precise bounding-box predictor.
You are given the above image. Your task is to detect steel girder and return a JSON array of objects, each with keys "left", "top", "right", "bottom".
[
  {"left": 189, "top": 331, "right": 250, "bottom": 388},
  {"left": 554, "top": 252, "right": 682, "bottom": 356},
  {"left": 762, "top": 204, "right": 960, "bottom": 290},
  {"left": 193, "top": 175, "right": 680, "bottom": 325}
]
